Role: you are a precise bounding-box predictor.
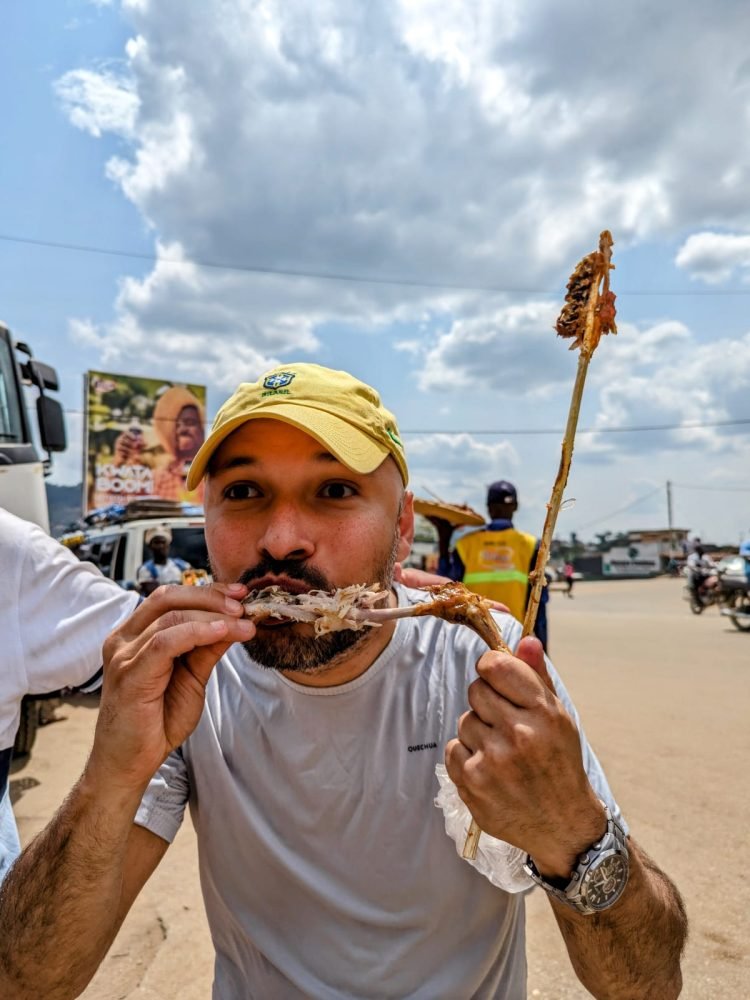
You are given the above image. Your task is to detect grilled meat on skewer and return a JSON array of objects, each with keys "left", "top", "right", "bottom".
[{"left": 243, "top": 581, "right": 510, "bottom": 652}]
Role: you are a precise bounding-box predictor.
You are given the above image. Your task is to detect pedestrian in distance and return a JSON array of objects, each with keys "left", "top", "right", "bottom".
[
  {"left": 0, "top": 363, "right": 687, "bottom": 1000},
  {"left": 563, "top": 561, "right": 575, "bottom": 598}
]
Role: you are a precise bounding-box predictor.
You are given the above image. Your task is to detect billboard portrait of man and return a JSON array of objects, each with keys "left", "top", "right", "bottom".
[
  {"left": 85, "top": 372, "right": 206, "bottom": 512},
  {"left": 151, "top": 385, "right": 206, "bottom": 504}
]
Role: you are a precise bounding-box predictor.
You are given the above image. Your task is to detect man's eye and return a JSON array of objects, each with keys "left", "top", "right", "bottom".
[
  {"left": 319, "top": 482, "right": 356, "bottom": 499},
  {"left": 224, "top": 483, "right": 261, "bottom": 500}
]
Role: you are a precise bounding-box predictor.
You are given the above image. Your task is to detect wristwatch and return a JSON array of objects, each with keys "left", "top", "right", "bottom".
[{"left": 523, "top": 804, "right": 629, "bottom": 915}]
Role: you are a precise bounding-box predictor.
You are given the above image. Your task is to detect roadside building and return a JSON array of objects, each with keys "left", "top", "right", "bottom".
[{"left": 602, "top": 528, "right": 690, "bottom": 578}]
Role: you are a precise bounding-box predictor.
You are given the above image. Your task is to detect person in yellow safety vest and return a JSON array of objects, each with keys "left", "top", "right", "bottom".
[{"left": 435, "top": 481, "right": 549, "bottom": 650}]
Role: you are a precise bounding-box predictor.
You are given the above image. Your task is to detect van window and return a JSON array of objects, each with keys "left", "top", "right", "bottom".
[
  {"left": 113, "top": 535, "right": 127, "bottom": 582},
  {"left": 89, "top": 534, "right": 123, "bottom": 579},
  {"left": 141, "top": 527, "right": 209, "bottom": 572}
]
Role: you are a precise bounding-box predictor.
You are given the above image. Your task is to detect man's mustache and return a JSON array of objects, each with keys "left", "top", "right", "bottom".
[{"left": 238, "top": 558, "right": 332, "bottom": 592}]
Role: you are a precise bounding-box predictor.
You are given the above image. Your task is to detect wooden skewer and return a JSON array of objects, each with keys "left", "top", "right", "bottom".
[{"left": 461, "top": 231, "right": 618, "bottom": 861}]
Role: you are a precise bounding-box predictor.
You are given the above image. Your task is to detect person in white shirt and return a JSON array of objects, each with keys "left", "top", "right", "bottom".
[
  {"left": 0, "top": 508, "right": 138, "bottom": 882},
  {"left": 686, "top": 544, "right": 717, "bottom": 598},
  {"left": 135, "top": 526, "right": 191, "bottom": 596}
]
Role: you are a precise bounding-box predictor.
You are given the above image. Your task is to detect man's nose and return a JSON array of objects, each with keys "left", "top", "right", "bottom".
[{"left": 256, "top": 503, "right": 315, "bottom": 563}]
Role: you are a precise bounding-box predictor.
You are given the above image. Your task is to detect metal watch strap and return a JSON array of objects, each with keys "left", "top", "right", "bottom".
[{"left": 523, "top": 804, "right": 629, "bottom": 915}]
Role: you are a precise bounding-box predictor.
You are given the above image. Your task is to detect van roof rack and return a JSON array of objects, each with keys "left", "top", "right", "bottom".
[{"left": 81, "top": 498, "right": 204, "bottom": 527}]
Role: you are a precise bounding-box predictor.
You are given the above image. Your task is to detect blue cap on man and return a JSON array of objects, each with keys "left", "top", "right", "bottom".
[{"left": 487, "top": 480, "right": 518, "bottom": 505}]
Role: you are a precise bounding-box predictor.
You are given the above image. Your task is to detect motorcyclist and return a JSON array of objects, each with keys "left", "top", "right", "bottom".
[
  {"left": 686, "top": 544, "right": 717, "bottom": 601},
  {"left": 740, "top": 536, "right": 750, "bottom": 587}
]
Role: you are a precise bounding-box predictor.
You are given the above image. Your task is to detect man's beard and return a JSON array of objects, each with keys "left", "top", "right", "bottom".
[{"left": 227, "top": 521, "right": 401, "bottom": 675}]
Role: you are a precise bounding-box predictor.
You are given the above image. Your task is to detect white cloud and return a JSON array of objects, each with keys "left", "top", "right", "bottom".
[
  {"left": 415, "top": 300, "right": 572, "bottom": 395},
  {"left": 56, "top": 0, "right": 750, "bottom": 318},
  {"left": 51, "top": 0, "right": 750, "bottom": 541},
  {"left": 405, "top": 432, "right": 520, "bottom": 511},
  {"left": 68, "top": 242, "right": 322, "bottom": 388},
  {"left": 54, "top": 68, "right": 138, "bottom": 138},
  {"left": 69, "top": 317, "right": 108, "bottom": 350},
  {"left": 675, "top": 231, "right": 750, "bottom": 284},
  {"left": 586, "top": 329, "right": 750, "bottom": 457}
]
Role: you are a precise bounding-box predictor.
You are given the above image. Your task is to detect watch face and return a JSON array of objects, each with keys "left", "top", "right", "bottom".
[{"left": 583, "top": 854, "right": 629, "bottom": 910}]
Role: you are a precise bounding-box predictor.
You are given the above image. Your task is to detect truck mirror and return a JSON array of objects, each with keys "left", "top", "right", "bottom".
[
  {"left": 23, "top": 359, "right": 60, "bottom": 392},
  {"left": 37, "top": 396, "right": 67, "bottom": 452}
]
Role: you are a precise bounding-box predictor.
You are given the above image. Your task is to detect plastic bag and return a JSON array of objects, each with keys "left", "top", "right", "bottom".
[{"left": 434, "top": 764, "right": 534, "bottom": 893}]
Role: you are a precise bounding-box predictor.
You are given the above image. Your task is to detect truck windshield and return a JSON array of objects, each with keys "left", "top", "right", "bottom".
[{"left": 0, "top": 336, "right": 24, "bottom": 442}]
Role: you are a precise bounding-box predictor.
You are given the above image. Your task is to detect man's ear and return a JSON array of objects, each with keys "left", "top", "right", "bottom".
[{"left": 396, "top": 491, "right": 415, "bottom": 563}]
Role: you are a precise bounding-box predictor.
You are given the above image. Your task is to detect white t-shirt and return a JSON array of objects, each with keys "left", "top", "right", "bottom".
[
  {"left": 686, "top": 551, "right": 714, "bottom": 582},
  {"left": 136, "top": 585, "right": 625, "bottom": 1000},
  {"left": 136, "top": 556, "right": 188, "bottom": 587},
  {"left": 0, "top": 508, "right": 138, "bottom": 751},
  {"left": 0, "top": 508, "right": 138, "bottom": 881}
]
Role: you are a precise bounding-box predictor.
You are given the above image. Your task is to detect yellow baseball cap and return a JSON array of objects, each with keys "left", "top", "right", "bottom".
[{"left": 186, "top": 363, "right": 408, "bottom": 490}]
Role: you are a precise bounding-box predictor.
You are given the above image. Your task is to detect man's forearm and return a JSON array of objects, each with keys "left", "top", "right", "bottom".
[
  {"left": 0, "top": 767, "right": 143, "bottom": 1000},
  {"left": 551, "top": 839, "right": 687, "bottom": 1000}
]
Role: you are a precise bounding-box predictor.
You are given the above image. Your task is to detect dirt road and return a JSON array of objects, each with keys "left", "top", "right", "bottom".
[{"left": 11, "top": 577, "right": 749, "bottom": 998}]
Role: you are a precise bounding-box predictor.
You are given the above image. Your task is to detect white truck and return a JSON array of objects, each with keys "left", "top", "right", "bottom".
[{"left": 0, "top": 321, "right": 66, "bottom": 530}]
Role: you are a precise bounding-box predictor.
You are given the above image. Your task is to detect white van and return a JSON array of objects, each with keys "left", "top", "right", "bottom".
[{"left": 71, "top": 499, "right": 209, "bottom": 590}]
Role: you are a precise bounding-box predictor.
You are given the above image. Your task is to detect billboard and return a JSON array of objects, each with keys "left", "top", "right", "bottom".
[
  {"left": 85, "top": 370, "right": 207, "bottom": 513},
  {"left": 602, "top": 543, "right": 661, "bottom": 577}
]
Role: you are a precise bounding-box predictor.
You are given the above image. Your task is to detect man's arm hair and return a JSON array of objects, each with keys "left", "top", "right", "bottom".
[
  {"left": 550, "top": 837, "right": 687, "bottom": 1000},
  {"left": 0, "top": 773, "right": 168, "bottom": 1000}
]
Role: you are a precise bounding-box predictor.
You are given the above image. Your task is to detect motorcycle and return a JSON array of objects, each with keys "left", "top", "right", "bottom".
[
  {"left": 685, "top": 569, "right": 750, "bottom": 631},
  {"left": 718, "top": 579, "right": 750, "bottom": 633},
  {"left": 685, "top": 573, "right": 722, "bottom": 614}
]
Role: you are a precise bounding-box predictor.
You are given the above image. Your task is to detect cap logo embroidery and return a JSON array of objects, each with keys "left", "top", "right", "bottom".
[{"left": 263, "top": 372, "right": 296, "bottom": 390}]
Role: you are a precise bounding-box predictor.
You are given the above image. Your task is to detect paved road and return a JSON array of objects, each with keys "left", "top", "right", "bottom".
[{"left": 11, "top": 577, "right": 749, "bottom": 998}]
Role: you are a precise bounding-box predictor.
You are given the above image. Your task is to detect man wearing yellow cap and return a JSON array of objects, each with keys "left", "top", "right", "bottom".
[{"left": 0, "top": 363, "right": 686, "bottom": 1000}]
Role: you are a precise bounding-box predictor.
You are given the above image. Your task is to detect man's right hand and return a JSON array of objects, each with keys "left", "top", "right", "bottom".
[{"left": 90, "top": 582, "right": 254, "bottom": 792}]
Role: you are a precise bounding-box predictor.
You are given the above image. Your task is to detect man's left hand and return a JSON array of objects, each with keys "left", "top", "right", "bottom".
[{"left": 445, "top": 636, "right": 606, "bottom": 877}]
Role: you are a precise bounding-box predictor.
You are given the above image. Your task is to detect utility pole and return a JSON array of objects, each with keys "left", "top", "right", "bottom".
[{"left": 666, "top": 480, "right": 676, "bottom": 563}]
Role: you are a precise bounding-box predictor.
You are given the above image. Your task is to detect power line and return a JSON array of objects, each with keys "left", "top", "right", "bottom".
[
  {"left": 570, "top": 481, "right": 750, "bottom": 534},
  {"left": 672, "top": 483, "right": 750, "bottom": 493},
  {"left": 0, "top": 232, "right": 556, "bottom": 293},
  {"left": 400, "top": 417, "right": 750, "bottom": 436},
  {"left": 576, "top": 487, "right": 664, "bottom": 531},
  {"left": 3, "top": 231, "right": 750, "bottom": 296},
  {"left": 53, "top": 407, "right": 750, "bottom": 436}
]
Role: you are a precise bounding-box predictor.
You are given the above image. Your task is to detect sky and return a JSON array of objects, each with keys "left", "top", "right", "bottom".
[{"left": 1, "top": 0, "right": 750, "bottom": 545}]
